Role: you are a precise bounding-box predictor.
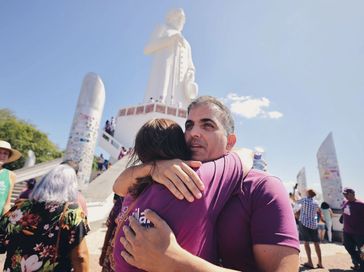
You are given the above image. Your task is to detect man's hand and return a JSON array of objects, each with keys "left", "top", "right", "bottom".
[
  {"left": 121, "top": 210, "right": 240, "bottom": 272},
  {"left": 120, "top": 209, "right": 184, "bottom": 272},
  {"left": 152, "top": 159, "right": 203, "bottom": 202}
]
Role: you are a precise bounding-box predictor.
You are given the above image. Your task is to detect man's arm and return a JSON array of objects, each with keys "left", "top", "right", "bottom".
[
  {"left": 3, "top": 172, "right": 15, "bottom": 214},
  {"left": 113, "top": 159, "right": 203, "bottom": 202},
  {"left": 248, "top": 177, "right": 300, "bottom": 271},
  {"left": 253, "top": 244, "right": 299, "bottom": 272},
  {"left": 121, "top": 210, "right": 238, "bottom": 272}
]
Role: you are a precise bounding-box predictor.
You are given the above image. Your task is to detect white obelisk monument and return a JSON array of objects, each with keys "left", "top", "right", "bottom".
[
  {"left": 296, "top": 167, "right": 308, "bottom": 197},
  {"left": 64, "top": 73, "right": 105, "bottom": 187},
  {"left": 317, "top": 132, "right": 343, "bottom": 209}
]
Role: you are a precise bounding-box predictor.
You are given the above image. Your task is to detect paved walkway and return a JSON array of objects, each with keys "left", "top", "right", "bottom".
[
  {"left": 299, "top": 242, "right": 354, "bottom": 272},
  {"left": 0, "top": 230, "right": 355, "bottom": 272},
  {"left": 88, "top": 220, "right": 107, "bottom": 272},
  {"left": 87, "top": 233, "right": 356, "bottom": 272},
  {"left": 87, "top": 238, "right": 355, "bottom": 272}
]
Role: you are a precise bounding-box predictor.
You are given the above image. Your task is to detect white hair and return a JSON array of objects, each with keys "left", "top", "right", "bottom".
[{"left": 30, "top": 164, "right": 78, "bottom": 203}]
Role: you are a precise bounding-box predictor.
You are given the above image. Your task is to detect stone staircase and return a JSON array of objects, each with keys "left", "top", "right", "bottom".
[{"left": 10, "top": 180, "right": 27, "bottom": 205}]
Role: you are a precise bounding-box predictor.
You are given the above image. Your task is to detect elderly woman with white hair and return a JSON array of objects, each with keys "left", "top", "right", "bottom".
[{"left": 0, "top": 164, "right": 90, "bottom": 272}]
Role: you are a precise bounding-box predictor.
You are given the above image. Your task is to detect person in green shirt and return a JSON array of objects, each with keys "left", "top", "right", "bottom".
[{"left": 0, "top": 140, "right": 21, "bottom": 215}]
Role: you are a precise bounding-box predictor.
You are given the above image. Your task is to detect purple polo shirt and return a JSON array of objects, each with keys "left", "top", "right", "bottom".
[
  {"left": 217, "top": 169, "right": 300, "bottom": 271},
  {"left": 113, "top": 153, "right": 243, "bottom": 272},
  {"left": 342, "top": 199, "right": 364, "bottom": 235}
]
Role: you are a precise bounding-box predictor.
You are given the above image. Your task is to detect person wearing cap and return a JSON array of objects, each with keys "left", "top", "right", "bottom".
[
  {"left": 342, "top": 187, "right": 364, "bottom": 271},
  {"left": 0, "top": 140, "right": 21, "bottom": 215}
]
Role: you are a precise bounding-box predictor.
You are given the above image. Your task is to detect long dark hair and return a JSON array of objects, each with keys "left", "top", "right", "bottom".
[{"left": 128, "top": 119, "right": 191, "bottom": 198}]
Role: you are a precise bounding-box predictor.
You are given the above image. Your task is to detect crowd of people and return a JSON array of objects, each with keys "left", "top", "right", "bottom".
[
  {"left": 0, "top": 141, "right": 90, "bottom": 271},
  {"left": 104, "top": 117, "right": 116, "bottom": 137},
  {"left": 1, "top": 95, "right": 363, "bottom": 271},
  {"left": 290, "top": 185, "right": 364, "bottom": 271},
  {"left": 0, "top": 163, "right": 90, "bottom": 271}
]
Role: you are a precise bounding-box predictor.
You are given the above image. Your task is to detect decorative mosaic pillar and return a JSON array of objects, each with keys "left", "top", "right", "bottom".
[{"left": 64, "top": 73, "right": 105, "bottom": 188}]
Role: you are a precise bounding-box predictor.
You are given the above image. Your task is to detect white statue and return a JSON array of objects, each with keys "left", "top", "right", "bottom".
[{"left": 144, "top": 8, "right": 198, "bottom": 108}]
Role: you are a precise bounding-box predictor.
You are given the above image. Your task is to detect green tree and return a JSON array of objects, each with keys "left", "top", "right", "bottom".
[{"left": 0, "top": 109, "right": 62, "bottom": 170}]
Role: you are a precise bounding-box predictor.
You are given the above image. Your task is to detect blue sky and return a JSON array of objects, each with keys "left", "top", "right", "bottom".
[{"left": 1, "top": 1, "right": 363, "bottom": 197}]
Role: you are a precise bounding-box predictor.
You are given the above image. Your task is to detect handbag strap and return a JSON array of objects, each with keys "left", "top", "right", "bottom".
[{"left": 53, "top": 202, "right": 69, "bottom": 266}]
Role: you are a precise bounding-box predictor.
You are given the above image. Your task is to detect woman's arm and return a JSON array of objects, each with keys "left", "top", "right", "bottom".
[
  {"left": 113, "top": 160, "right": 203, "bottom": 202},
  {"left": 3, "top": 172, "right": 15, "bottom": 214},
  {"left": 113, "top": 163, "right": 153, "bottom": 196},
  {"left": 70, "top": 238, "right": 89, "bottom": 272}
]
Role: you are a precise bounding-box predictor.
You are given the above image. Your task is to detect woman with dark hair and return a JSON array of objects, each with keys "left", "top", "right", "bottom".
[
  {"left": 18, "top": 178, "right": 36, "bottom": 199},
  {"left": 113, "top": 118, "right": 244, "bottom": 271},
  {"left": 126, "top": 118, "right": 191, "bottom": 198},
  {"left": 320, "top": 201, "right": 333, "bottom": 242},
  {"left": 0, "top": 164, "right": 90, "bottom": 271}
]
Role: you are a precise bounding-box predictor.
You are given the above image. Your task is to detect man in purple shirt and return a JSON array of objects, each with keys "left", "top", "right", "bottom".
[
  {"left": 342, "top": 187, "right": 364, "bottom": 271},
  {"left": 114, "top": 152, "right": 244, "bottom": 271},
  {"left": 114, "top": 96, "right": 299, "bottom": 271}
]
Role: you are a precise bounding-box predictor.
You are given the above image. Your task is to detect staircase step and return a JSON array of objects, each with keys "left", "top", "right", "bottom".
[{"left": 10, "top": 181, "right": 27, "bottom": 205}]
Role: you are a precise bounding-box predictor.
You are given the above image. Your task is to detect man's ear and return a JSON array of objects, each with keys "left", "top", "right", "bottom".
[{"left": 226, "top": 134, "right": 236, "bottom": 151}]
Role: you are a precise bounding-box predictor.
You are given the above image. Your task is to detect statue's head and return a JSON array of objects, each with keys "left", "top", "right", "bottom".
[{"left": 166, "top": 8, "right": 185, "bottom": 31}]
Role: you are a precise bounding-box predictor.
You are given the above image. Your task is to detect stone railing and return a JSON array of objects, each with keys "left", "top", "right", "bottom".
[
  {"left": 118, "top": 103, "right": 187, "bottom": 119},
  {"left": 100, "top": 131, "right": 123, "bottom": 150}
]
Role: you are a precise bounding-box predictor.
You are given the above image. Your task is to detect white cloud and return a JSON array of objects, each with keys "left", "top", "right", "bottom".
[
  {"left": 224, "top": 93, "right": 283, "bottom": 119},
  {"left": 267, "top": 111, "right": 283, "bottom": 119}
]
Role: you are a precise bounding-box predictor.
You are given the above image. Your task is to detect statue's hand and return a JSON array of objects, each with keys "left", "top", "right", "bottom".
[{"left": 171, "top": 33, "right": 185, "bottom": 47}]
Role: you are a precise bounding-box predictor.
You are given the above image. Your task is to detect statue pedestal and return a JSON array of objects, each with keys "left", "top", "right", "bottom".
[{"left": 104, "top": 102, "right": 188, "bottom": 160}]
